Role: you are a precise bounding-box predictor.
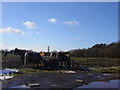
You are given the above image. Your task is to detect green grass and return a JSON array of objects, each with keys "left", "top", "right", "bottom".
[
  {"left": 72, "top": 57, "right": 119, "bottom": 67},
  {"left": 72, "top": 57, "right": 118, "bottom": 61},
  {"left": 19, "top": 68, "right": 57, "bottom": 73},
  {"left": 19, "top": 66, "right": 120, "bottom": 74},
  {"left": 90, "top": 66, "right": 120, "bottom": 73},
  {"left": 1, "top": 54, "right": 21, "bottom": 61}
]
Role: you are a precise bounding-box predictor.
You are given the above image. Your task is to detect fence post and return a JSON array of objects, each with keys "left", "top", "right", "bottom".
[{"left": 106, "top": 59, "right": 109, "bottom": 67}]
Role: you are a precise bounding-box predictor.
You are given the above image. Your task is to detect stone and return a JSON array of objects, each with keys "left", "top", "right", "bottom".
[
  {"left": 75, "top": 79, "right": 84, "bottom": 83},
  {"left": 26, "top": 83, "right": 40, "bottom": 87}
]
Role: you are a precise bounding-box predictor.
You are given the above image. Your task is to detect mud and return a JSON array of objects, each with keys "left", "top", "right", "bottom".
[{"left": 2, "top": 71, "right": 120, "bottom": 89}]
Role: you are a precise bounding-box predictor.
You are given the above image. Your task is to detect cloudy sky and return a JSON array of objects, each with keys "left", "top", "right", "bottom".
[{"left": 0, "top": 2, "right": 118, "bottom": 51}]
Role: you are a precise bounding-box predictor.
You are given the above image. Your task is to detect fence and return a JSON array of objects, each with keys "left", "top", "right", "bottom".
[{"left": 74, "top": 58, "right": 119, "bottom": 67}]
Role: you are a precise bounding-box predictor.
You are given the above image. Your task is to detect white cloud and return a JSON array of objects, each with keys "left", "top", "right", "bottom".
[
  {"left": 63, "top": 21, "right": 79, "bottom": 26},
  {"left": 23, "top": 21, "right": 37, "bottom": 29},
  {"left": 48, "top": 18, "right": 57, "bottom": 23},
  {"left": 0, "top": 27, "right": 25, "bottom": 35}
]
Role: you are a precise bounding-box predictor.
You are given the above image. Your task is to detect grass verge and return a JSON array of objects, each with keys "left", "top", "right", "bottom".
[
  {"left": 19, "top": 68, "right": 57, "bottom": 73},
  {"left": 91, "top": 66, "right": 120, "bottom": 73}
]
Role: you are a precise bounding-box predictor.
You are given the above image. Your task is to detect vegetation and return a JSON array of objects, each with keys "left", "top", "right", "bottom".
[
  {"left": 91, "top": 66, "right": 120, "bottom": 73},
  {"left": 1, "top": 41, "right": 119, "bottom": 59},
  {"left": 72, "top": 57, "right": 119, "bottom": 67},
  {"left": 1, "top": 54, "right": 20, "bottom": 61},
  {"left": 19, "top": 68, "right": 56, "bottom": 73},
  {"left": 68, "top": 41, "right": 120, "bottom": 58},
  {"left": 0, "top": 42, "right": 119, "bottom": 71},
  {"left": 17, "top": 66, "right": 120, "bottom": 74}
]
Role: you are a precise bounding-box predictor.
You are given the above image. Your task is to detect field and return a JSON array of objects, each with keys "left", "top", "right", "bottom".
[
  {"left": 1, "top": 54, "right": 22, "bottom": 69},
  {"left": 1, "top": 54, "right": 119, "bottom": 69},
  {"left": 72, "top": 57, "right": 119, "bottom": 67},
  {"left": 1, "top": 54, "right": 120, "bottom": 88},
  {"left": 1, "top": 54, "right": 119, "bottom": 74}
]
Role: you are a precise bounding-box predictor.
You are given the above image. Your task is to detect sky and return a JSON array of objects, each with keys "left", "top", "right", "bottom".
[{"left": 0, "top": 2, "right": 118, "bottom": 51}]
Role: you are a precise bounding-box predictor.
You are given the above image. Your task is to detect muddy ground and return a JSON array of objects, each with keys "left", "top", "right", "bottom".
[
  {"left": 1, "top": 58, "right": 120, "bottom": 89},
  {"left": 2, "top": 71, "right": 120, "bottom": 89}
]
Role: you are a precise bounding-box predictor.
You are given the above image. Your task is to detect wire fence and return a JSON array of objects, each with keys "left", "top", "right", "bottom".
[{"left": 74, "top": 58, "right": 119, "bottom": 67}]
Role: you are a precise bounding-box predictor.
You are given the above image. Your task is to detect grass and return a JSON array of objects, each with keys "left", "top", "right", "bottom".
[
  {"left": 90, "top": 66, "right": 120, "bottom": 73},
  {"left": 0, "top": 69, "right": 52, "bottom": 76},
  {"left": 72, "top": 57, "right": 119, "bottom": 67},
  {"left": 1, "top": 54, "right": 20, "bottom": 61},
  {"left": 18, "top": 66, "right": 120, "bottom": 74},
  {"left": 19, "top": 68, "right": 57, "bottom": 73},
  {"left": 72, "top": 57, "right": 118, "bottom": 61},
  {"left": 1, "top": 54, "right": 119, "bottom": 74}
]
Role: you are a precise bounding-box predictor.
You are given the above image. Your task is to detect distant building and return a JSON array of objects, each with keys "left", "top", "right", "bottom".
[{"left": 48, "top": 46, "right": 50, "bottom": 53}]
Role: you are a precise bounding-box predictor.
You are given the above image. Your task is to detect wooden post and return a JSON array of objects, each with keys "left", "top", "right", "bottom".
[
  {"left": 72, "top": 60, "right": 75, "bottom": 67},
  {"left": 106, "top": 59, "right": 109, "bottom": 67}
]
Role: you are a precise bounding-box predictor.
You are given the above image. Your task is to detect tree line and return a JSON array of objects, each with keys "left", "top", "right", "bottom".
[
  {"left": 0, "top": 41, "right": 120, "bottom": 58},
  {"left": 68, "top": 42, "right": 120, "bottom": 58}
]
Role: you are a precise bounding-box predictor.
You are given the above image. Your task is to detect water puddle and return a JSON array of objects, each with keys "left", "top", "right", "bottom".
[{"left": 75, "top": 79, "right": 119, "bottom": 88}]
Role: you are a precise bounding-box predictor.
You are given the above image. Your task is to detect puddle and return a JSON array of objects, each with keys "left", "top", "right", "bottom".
[{"left": 75, "top": 79, "right": 119, "bottom": 88}]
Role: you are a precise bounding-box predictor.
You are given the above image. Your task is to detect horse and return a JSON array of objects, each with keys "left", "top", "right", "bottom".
[
  {"left": 24, "top": 52, "right": 44, "bottom": 68},
  {"left": 44, "top": 52, "right": 74, "bottom": 68},
  {"left": 14, "top": 48, "right": 45, "bottom": 68},
  {"left": 49, "top": 52, "right": 74, "bottom": 68},
  {"left": 14, "top": 48, "right": 28, "bottom": 65},
  {"left": 2, "top": 50, "right": 14, "bottom": 57}
]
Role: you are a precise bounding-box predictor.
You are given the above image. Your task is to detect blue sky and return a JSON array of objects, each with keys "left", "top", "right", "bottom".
[{"left": 1, "top": 2, "right": 118, "bottom": 51}]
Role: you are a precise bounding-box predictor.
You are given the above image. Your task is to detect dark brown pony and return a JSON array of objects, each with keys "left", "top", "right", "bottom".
[
  {"left": 14, "top": 48, "right": 44, "bottom": 67},
  {"left": 14, "top": 48, "right": 28, "bottom": 65}
]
